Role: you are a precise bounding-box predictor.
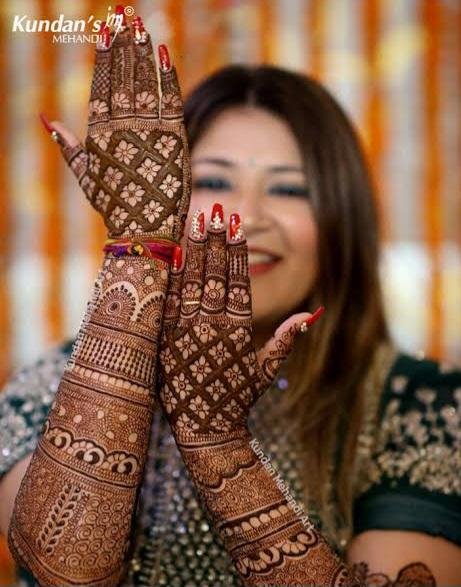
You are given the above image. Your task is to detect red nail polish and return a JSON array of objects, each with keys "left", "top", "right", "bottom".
[
  {"left": 198, "top": 212, "right": 205, "bottom": 235},
  {"left": 304, "top": 306, "right": 325, "bottom": 328},
  {"left": 230, "top": 213, "right": 242, "bottom": 241},
  {"left": 39, "top": 112, "right": 54, "bottom": 135},
  {"left": 132, "top": 16, "right": 147, "bottom": 43},
  {"left": 39, "top": 113, "right": 62, "bottom": 144},
  {"left": 158, "top": 44, "right": 171, "bottom": 72},
  {"left": 115, "top": 4, "right": 127, "bottom": 31},
  {"left": 115, "top": 5, "right": 127, "bottom": 27},
  {"left": 103, "top": 28, "right": 111, "bottom": 47},
  {"left": 132, "top": 16, "right": 145, "bottom": 32},
  {"left": 210, "top": 203, "right": 224, "bottom": 230},
  {"left": 172, "top": 246, "right": 182, "bottom": 271},
  {"left": 98, "top": 21, "right": 110, "bottom": 47}
]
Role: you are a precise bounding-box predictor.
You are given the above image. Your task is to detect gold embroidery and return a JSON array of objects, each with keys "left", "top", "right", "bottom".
[{"left": 357, "top": 373, "right": 461, "bottom": 496}]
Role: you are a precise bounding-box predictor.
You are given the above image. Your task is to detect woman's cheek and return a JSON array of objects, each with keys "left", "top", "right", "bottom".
[
  {"left": 279, "top": 203, "right": 318, "bottom": 292},
  {"left": 276, "top": 199, "right": 317, "bottom": 253},
  {"left": 290, "top": 211, "right": 317, "bottom": 257}
]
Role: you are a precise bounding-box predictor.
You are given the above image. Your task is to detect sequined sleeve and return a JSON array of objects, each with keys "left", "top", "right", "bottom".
[
  {"left": 0, "top": 341, "right": 73, "bottom": 478},
  {"left": 354, "top": 353, "right": 461, "bottom": 546}
]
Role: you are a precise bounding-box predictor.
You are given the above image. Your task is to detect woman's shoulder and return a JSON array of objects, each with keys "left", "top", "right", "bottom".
[
  {"left": 0, "top": 340, "right": 74, "bottom": 477},
  {"left": 376, "top": 350, "right": 460, "bottom": 493},
  {"left": 353, "top": 349, "right": 461, "bottom": 545},
  {"left": 383, "top": 351, "right": 461, "bottom": 411}
]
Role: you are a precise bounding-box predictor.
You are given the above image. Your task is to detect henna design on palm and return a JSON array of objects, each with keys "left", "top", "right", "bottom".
[
  {"left": 159, "top": 208, "right": 305, "bottom": 441},
  {"left": 158, "top": 211, "right": 437, "bottom": 586}
]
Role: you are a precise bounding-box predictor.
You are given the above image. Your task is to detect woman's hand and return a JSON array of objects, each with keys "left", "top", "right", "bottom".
[
  {"left": 159, "top": 204, "right": 323, "bottom": 443},
  {"left": 41, "top": 20, "right": 190, "bottom": 241}
]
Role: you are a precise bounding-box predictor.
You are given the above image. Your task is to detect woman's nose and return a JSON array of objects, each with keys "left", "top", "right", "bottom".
[{"left": 235, "top": 193, "right": 272, "bottom": 234}]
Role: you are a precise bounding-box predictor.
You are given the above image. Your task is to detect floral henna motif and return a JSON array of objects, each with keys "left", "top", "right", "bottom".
[
  {"left": 9, "top": 24, "right": 191, "bottom": 587},
  {"left": 60, "top": 27, "right": 189, "bottom": 242},
  {"left": 158, "top": 210, "right": 438, "bottom": 586}
]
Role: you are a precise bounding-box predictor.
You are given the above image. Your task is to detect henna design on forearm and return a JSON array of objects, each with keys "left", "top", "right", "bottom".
[
  {"left": 9, "top": 23, "right": 190, "bottom": 587},
  {"left": 9, "top": 257, "right": 168, "bottom": 586},
  {"left": 158, "top": 213, "right": 438, "bottom": 586}
]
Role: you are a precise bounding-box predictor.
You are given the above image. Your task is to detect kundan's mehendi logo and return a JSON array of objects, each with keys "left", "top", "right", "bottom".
[{"left": 11, "top": 5, "right": 134, "bottom": 43}]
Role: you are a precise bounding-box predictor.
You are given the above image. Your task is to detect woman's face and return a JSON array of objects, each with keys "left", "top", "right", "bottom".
[{"left": 186, "top": 106, "right": 318, "bottom": 327}]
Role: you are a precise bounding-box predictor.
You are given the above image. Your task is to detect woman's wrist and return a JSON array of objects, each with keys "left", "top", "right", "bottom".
[{"left": 103, "top": 235, "right": 178, "bottom": 266}]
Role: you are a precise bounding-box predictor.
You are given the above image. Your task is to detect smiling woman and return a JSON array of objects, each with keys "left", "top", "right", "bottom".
[
  {"left": 0, "top": 39, "right": 460, "bottom": 587},
  {"left": 189, "top": 105, "right": 318, "bottom": 332}
]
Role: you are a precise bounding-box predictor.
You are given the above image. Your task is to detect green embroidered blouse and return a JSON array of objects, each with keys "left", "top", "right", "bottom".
[{"left": 0, "top": 341, "right": 460, "bottom": 586}]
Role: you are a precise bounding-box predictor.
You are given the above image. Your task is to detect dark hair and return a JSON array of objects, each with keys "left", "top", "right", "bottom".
[{"left": 184, "top": 65, "right": 390, "bottom": 541}]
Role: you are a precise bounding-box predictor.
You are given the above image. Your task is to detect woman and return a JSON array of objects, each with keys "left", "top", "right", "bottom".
[{"left": 0, "top": 15, "right": 460, "bottom": 586}]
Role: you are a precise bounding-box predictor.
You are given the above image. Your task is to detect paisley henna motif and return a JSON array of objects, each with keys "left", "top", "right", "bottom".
[
  {"left": 8, "top": 24, "right": 190, "bottom": 587},
  {"left": 158, "top": 215, "right": 438, "bottom": 586},
  {"left": 352, "top": 562, "right": 436, "bottom": 587}
]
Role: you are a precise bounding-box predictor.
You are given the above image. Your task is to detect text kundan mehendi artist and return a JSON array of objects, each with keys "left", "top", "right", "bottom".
[{"left": 0, "top": 9, "right": 460, "bottom": 587}]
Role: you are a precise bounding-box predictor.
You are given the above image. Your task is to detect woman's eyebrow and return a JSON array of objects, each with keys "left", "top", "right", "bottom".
[
  {"left": 267, "top": 164, "right": 303, "bottom": 173},
  {"left": 192, "top": 157, "right": 234, "bottom": 167},
  {"left": 191, "top": 158, "right": 303, "bottom": 173}
]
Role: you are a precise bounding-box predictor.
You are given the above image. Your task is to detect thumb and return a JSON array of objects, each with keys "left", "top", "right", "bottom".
[
  {"left": 39, "top": 114, "right": 89, "bottom": 189},
  {"left": 256, "top": 306, "right": 325, "bottom": 384}
]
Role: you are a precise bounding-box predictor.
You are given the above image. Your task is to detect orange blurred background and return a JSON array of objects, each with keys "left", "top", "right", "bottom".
[{"left": 0, "top": 0, "right": 460, "bottom": 582}]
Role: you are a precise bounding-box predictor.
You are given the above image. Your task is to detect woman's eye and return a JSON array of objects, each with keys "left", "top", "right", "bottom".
[
  {"left": 192, "top": 177, "right": 232, "bottom": 191},
  {"left": 268, "top": 184, "right": 310, "bottom": 198}
]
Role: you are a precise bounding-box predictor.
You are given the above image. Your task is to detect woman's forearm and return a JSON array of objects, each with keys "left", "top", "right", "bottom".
[
  {"left": 8, "top": 253, "right": 168, "bottom": 586},
  {"left": 178, "top": 429, "right": 437, "bottom": 586},
  {"left": 160, "top": 217, "right": 437, "bottom": 587},
  {"left": 177, "top": 427, "right": 353, "bottom": 586}
]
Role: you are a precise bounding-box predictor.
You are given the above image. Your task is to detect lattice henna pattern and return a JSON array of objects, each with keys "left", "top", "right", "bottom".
[
  {"left": 158, "top": 216, "right": 438, "bottom": 586},
  {"left": 8, "top": 25, "right": 191, "bottom": 587},
  {"left": 62, "top": 31, "right": 189, "bottom": 242}
]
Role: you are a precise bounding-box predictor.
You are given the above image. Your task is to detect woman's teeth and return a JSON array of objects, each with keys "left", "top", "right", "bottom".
[{"left": 248, "top": 252, "right": 278, "bottom": 265}]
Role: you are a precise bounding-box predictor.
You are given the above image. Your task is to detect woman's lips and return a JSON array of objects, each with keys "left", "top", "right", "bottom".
[{"left": 248, "top": 248, "right": 282, "bottom": 276}]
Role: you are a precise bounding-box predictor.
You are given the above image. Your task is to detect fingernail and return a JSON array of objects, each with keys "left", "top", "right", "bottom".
[
  {"left": 115, "top": 5, "right": 127, "bottom": 27},
  {"left": 132, "top": 15, "right": 145, "bottom": 31},
  {"left": 97, "top": 21, "right": 110, "bottom": 49},
  {"left": 39, "top": 112, "right": 54, "bottom": 134},
  {"left": 133, "top": 16, "right": 147, "bottom": 43},
  {"left": 103, "top": 26, "right": 111, "bottom": 47},
  {"left": 300, "top": 306, "right": 325, "bottom": 332},
  {"left": 172, "top": 245, "right": 182, "bottom": 271},
  {"left": 210, "top": 203, "right": 224, "bottom": 230},
  {"left": 229, "top": 213, "right": 243, "bottom": 241},
  {"left": 158, "top": 44, "right": 171, "bottom": 72},
  {"left": 39, "top": 113, "right": 61, "bottom": 143},
  {"left": 190, "top": 210, "right": 205, "bottom": 240}
]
